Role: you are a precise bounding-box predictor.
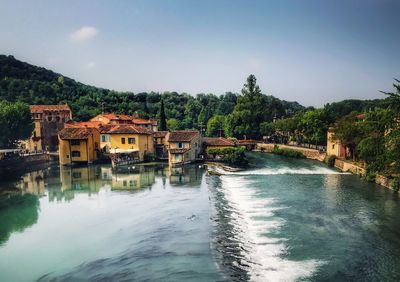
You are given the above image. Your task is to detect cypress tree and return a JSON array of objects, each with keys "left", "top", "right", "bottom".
[{"left": 159, "top": 99, "right": 167, "bottom": 131}]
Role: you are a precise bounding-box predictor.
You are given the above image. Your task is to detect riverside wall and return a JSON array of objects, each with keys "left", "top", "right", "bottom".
[
  {"left": 256, "top": 143, "right": 327, "bottom": 161},
  {"left": 256, "top": 143, "right": 398, "bottom": 192},
  {"left": 0, "top": 153, "right": 58, "bottom": 178}
]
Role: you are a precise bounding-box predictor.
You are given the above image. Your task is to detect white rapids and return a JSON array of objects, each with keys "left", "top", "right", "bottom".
[{"left": 219, "top": 175, "right": 324, "bottom": 282}]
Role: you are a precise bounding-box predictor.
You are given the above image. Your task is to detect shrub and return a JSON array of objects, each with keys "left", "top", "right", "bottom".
[
  {"left": 271, "top": 145, "right": 304, "bottom": 158},
  {"left": 206, "top": 147, "right": 248, "bottom": 167},
  {"left": 143, "top": 152, "right": 157, "bottom": 162},
  {"left": 326, "top": 155, "right": 336, "bottom": 167},
  {"left": 365, "top": 172, "right": 376, "bottom": 182},
  {"left": 391, "top": 178, "right": 400, "bottom": 192}
]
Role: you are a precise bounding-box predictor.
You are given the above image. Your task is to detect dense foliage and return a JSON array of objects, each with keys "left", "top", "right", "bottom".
[
  {"left": 0, "top": 55, "right": 302, "bottom": 133},
  {"left": 0, "top": 100, "right": 33, "bottom": 148},
  {"left": 270, "top": 145, "right": 305, "bottom": 158},
  {"left": 330, "top": 79, "right": 400, "bottom": 175},
  {"left": 206, "top": 147, "right": 248, "bottom": 167}
]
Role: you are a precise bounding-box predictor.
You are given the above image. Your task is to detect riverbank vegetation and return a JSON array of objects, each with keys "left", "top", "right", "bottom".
[
  {"left": 206, "top": 147, "right": 248, "bottom": 167},
  {"left": 270, "top": 145, "right": 305, "bottom": 158},
  {"left": 0, "top": 100, "right": 33, "bottom": 148}
]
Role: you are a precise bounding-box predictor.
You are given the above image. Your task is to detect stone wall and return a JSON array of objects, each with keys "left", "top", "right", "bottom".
[
  {"left": 334, "top": 159, "right": 366, "bottom": 176},
  {"left": 257, "top": 143, "right": 327, "bottom": 161}
]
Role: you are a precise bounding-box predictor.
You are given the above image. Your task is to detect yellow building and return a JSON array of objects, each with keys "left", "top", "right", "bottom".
[
  {"left": 58, "top": 127, "right": 100, "bottom": 165},
  {"left": 167, "top": 131, "right": 201, "bottom": 166},
  {"left": 101, "top": 124, "right": 154, "bottom": 162}
]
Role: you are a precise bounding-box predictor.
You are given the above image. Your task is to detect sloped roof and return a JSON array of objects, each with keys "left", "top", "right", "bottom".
[
  {"left": 356, "top": 113, "right": 366, "bottom": 120},
  {"left": 168, "top": 131, "right": 199, "bottom": 142},
  {"left": 154, "top": 131, "right": 168, "bottom": 138},
  {"left": 92, "top": 113, "right": 135, "bottom": 121},
  {"left": 64, "top": 121, "right": 103, "bottom": 128},
  {"left": 30, "top": 104, "right": 71, "bottom": 113},
  {"left": 59, "top": 128, "right": 97, "bottom": 140},
  {"left": 203, "top": 137, "right": 235, "bottom": 147},
  {"left": 132, "top": 118, "right": 153, "bottom": 125},
  {"left": 100, "top": 124, "right": 152, "bottom": 135}
]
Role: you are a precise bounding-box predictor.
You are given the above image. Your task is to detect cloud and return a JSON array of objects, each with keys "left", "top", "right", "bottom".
[
  {"left": 70, "top": 26, "right": 99, "bottom": 41},
  {"left": 84, "top": 61, "right": 96, "bottom": 69}
]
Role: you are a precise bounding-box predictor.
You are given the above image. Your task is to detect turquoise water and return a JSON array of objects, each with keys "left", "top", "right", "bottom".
[{"left": 1, "top": 153, "right": 400, "bottom": 281}]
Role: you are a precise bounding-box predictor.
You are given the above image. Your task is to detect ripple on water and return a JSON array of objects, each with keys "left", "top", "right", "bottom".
[{"left": 210, "top": 175, "right": 324, "bottom": 282}]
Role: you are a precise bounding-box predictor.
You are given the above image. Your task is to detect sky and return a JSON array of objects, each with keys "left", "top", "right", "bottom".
[{"left": 0, "top": 0, "right": 399, "bottom": 106}]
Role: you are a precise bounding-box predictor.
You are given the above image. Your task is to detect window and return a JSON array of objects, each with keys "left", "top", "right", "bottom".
[
  {"left": 177, "top": 142, "right": 183, "bottom": 148},
  {"left": 47, "top": 116, "right": 52, "bottom": 122},
  {"left": 71, "top": 151, "right": 81, "bottom": 157},
  {"left": 128, "top": 137, "right": 135, "bottom": 144},
  {"left": 71, "top": 140, "right": 80, "bottom": 146},
  {"left": 121, "top": 137, "right": 126, "bottom": 144},
  {"left": 332, "top": 144, "right": 335, "bottom": 149},
  {"left": 56, "top": 116, "right": 60, "bottom": 122},
  {"left": 175, "top": 154, "right": 180, "bottom": 161}
]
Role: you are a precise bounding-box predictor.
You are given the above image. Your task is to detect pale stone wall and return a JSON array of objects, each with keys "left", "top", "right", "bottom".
[
  {"left": 334, "top": 159, "right": 365, "bottom": 176},
  {"left": 257, "top": 143, "right": 327, "bottom": 161}
]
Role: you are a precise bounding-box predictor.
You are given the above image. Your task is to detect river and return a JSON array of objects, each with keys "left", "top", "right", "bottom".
[{"left": 1, "top": 152, "right": 400, "bottom": 281}]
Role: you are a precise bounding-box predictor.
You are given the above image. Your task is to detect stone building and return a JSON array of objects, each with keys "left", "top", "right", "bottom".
[{"left": 21, "top": 104, "right": 72, "bottom": 152}]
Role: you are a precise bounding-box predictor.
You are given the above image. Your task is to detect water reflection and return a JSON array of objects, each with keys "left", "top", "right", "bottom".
[
  {"left": 169, "top": 165, "right": 203, "bottom": 186},
  {"left": 0, "top": 193, "right": 39, "bottom": 246}
]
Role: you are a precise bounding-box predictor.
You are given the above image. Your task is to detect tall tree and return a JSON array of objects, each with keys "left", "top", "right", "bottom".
[
  {"left": 0, "top": 100, "right": 33, "bottom": 148},
  {"left": 159, "top": 99, "right": 167, "bottom": 131},
  {"left": 228, "top": 75, "right": 270, "bottom": 139}
]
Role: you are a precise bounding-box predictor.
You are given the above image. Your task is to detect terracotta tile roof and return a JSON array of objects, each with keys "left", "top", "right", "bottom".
[
  {"left": 169, "top": 148, "right": 189, "bottom": 154},
  {"left": 356, "top": 113, "right": 366, "bottom": 120},
  {"left": 59, "top": 128, "right": 97, "bottom": 140},
  {"left": 100, "top": 124, "right": 152, "bottom": 135},
  {"left": 132, "top": 118, "right": 153, "bottom": 125},
  {"left": 154, "top": 131, "right": 168, "bottom": 138},
  {"left": 91, "top": 113, "right": 135, "bottom": 122},
  {"left": 30, "top": 104, "right": 71, "bottom": 113},
  {"left": 168, "top": 131, "right": 199, "bottom": 142},
  {"left": 203, "top": 137, "right": 235, "bottom": 147},
  {"left": 64, "top": 121, "right": 103, "bottom": 128}
]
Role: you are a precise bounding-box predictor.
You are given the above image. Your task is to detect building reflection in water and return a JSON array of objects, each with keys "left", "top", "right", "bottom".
[
  {"left": 13, "top": 163, "right": 204, "bottom": 203},
  {"left": 19, "top": 170, "right": 46, "bottom": 197},
  {"left": 105, "top": 165, "right": 156, "bottom": 191},
  {"left": 168, "top": 164, "right": 203, "bottom": 186}
]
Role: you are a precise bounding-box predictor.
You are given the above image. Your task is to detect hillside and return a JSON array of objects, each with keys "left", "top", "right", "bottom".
[{"left": 0, "top": 55, "right": 306, "bottom": 125}]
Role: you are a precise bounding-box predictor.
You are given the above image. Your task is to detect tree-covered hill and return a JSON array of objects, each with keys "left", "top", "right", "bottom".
[{"left": 0, "top": 54, "right": 304, "bottom": 128}]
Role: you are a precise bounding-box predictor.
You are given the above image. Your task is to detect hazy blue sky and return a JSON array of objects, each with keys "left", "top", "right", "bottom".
[{"left": 0, "top": 0, "right": 399, "bottom": 106}]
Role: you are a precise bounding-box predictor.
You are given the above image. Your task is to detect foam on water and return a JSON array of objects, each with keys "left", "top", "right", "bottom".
[
  {"left": 218, "top": 175, "right": 323, "bottom": 282},
  {"left": 213, "top": 165, "right": 346, "bottom": 176}
]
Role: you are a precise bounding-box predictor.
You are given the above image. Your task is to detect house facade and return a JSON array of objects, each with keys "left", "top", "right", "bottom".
[
  {"left": 101, "top": 124, "right": 154, "bottom": 162},
  {"left": 21, "top": 104, "right": 72, "bottom": 152},
  {"left": 58, "top": 127, "right": 100, "bottom": 165},
  {"left": 167, "top": 131, "right": 201, "bottom": 166}
]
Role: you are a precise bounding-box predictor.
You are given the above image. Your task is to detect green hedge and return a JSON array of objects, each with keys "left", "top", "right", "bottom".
[
  {"left": 206, "top": 147, "right": 248, "bottom": 167},
  {"left": 271, "top": 145, "right": 304, "bottom": 158}
]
